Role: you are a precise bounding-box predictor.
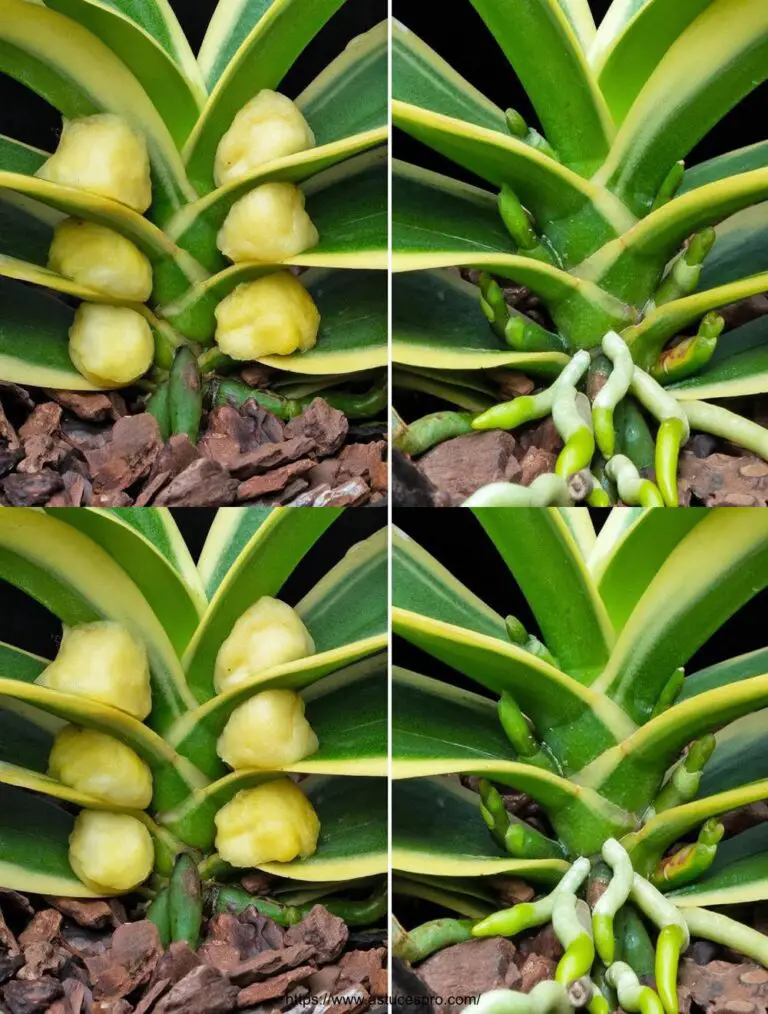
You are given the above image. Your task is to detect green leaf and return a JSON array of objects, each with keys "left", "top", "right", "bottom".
[
  {"left": 261, "top": 775, "right": 387, "bottom": 881},
  {"left": 698, "top": 712, "right": 768, "bottom": 798},
  {"left": 593, "top": 510, "right": 768, "bottom": 722},
  {"left": 392, "top": 608, "right": 634, "bottom": 773},
  {"left": 0, "top": 678, "right": 207, "bottom": 811},
  {"left": 161, "top": 657, "right": 386, "bottom": 848},
  {"left": 296, "top": 528, "right": 387, "bottom": 655},
  {"left": 0, "top": 785, "right": 102, "bottom": 897},
  {"left": 0, "top": 195, "right": 54, "bottom": 268},
  {"left": 170, "top": 637, "right": 386, "bottom": 778},
  {"left": 0, "top": 134, "right": 48, "bottom": 174},
  {"left": 392, "top": 270, "right": 570, "bottom": 373},
  {"left": 45, "top": 508, "right": 205, "bottom": 657},
  {"left": 596, "top": 0, "right": 768, "bottom": 215},
  {"left": 392, "top": 102, "right": 631, "bottom": 265},
  {"left": 557, "top": 0, "right": 596, "bottom": 50},
  {"left": 0, "top": 0, "right": 197, "bottom": 224},
  {"left": 626, "top": 778, "right": 768, "bottom": 879},
  {"left": 197, "top": 508, "right": 277, "bottom": 599},
  {"left": 0, "top": 277, "right": 99, "bottom": 391},
  {"left": 109, "top": 508, "right": 205, "bottom": 598},
  {"left": 0, "top": 707, "right": 54, "bottom": 773},
  {"left": 577, "top": 168, "right": 768, "bottom": 306},
  {"left": 468, "top": 0, "right": 612, "bottom": 172},
  {"left": 90, "top": 0, "right": 203, "bottom": 90},
  {"left": 392, "top": 20, "right": 506, "bottom": 132},
  {"left": 167, "top": 132, "right": 385, "bottom": 273},
  {"left": 393, "top": 367, "right": 497, "bottom": 413},
  {"left": 182, "top": 507, "right": 339, "bottom": 703},
  {"left": 575, "top": 675, "right": 768, "bottom": 813},
  {"left": 42, "top": 0, "right": 205, "bottom": 147},
  {"left": 0, "top": 642, "right": 48, "bottom": 683},
  {"left": 698, "top": 202, "right": 768, "bottom": 290},
  {"left": 297, "top": 21, "right": 387, "bottom": 146},
  {"left": 670, "top": 823, "right": 768, "bottom": 907},
  {"left": 393, "top": 874, "right": 497, "bottom": 920},
  {"left": 393, "top": 777, "right": 569, "bottom": 880},
  {"left": 162, "top": 257, "right": 387, "bottom": 368},
  {"left": 627, "top": 270, "right": 768, "bottom": 368},
  {"left": 0, "top": 506, "right": 196, "bottom": 732},
  {"left": 392, "top": 667, "right": 518, "bottom": 765},
  {"left": 392, "top": 527, "right": 508, "bottom": 642},
  {"left": 556, "top": 509, "right": 597, "bottom": 560},
  {"left": 0, "top": 171, "right": 208, "bottom": 305},
  {"left": 251, "top": 269, "right": 389, "bottom": 375},
  {"left": 393, "top": 161, "right": 517, "bottom": 258},
  {"left": 681, "top": 647, "right": 768, "bottom": 701},
  {"left": 594, "top": 0, "right": 714, "bottom": 122},
  {"left": 592, "top": 511, "right": 706, "bottom": 630},
  {"left": 670, "top": 316, "right": 768, "bottom": 400},
  {"left": 395, "top": 252, "right": 630, "bottom": 352},
  {"left": 185, "top": 0, "right": 346, "bottom": 194},
  {"left": 681, "top": 141, "right": 768, "bottom": 193},
  {"left": 472, "top": 508, "right": 615, "bottom": 681}
]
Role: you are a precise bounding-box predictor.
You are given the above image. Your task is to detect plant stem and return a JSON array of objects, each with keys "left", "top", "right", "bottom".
[{"left": 681, "top": 400, "right": 768, "bottom": 461}]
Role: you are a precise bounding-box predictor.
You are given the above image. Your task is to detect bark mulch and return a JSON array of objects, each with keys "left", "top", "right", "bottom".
[
  {"left": 0, "top": 385, "right": 387, "bottom": 509},
  {"left": 394, "top": 935, "right": 768, "bottom": 1013},
  {"left": 0, "top": 891, "right": 387, "bottom": 1014},
  {"left": 394, "top": 417, "right": 768, "bottom": 507}
]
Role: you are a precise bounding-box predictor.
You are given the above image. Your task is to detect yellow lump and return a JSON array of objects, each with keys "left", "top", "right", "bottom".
[
  {"left": 214, "top": 272, "right": 320, "bottom": 361},
  {"left": 214, "top": 779, "right": 320, "bottom": 867},
  {"left": 214, "top": 596, "right": 315, "bottom": 694},
  {"left": 68, "top": 304, "right": 154, "bottom": 387},
  {"left": 49, "top": 726, "right": 153, "bottom": 809},
  {"left": 49, "top": 219, "right": 153, "bottom": 302},
  {"left": 217, "top": 183, "right": 319, "bottom": 264},
  {"left": 36, "top": 114, "right": 152, "bottom": 213},
  {"left": 69, "top": 810, "right": 154, "bottom": 893},
  {"left": 217, "top": 689, "right": 319, "bottom": 770},
  {"left": 37, "top": 621, "right": 152, "bottom": 720},
  {"left": 214, "top": 90, "right": 315, "bottom": 187}
]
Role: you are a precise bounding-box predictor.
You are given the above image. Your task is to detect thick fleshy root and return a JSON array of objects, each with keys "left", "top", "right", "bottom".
[
  {"left": 401, "top": 839, "right": 768, "bottom": 1013},
  {"left": 456, "top": 324, "right": 768, "bottom": 503}
]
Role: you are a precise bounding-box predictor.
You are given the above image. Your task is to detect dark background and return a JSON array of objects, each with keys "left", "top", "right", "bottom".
[
  {"left": 393, "top": 508, "right": 767, "bottom": 696},
  {"left": 0, "top": 0, "right": 386, "bottom": 153},
  {"left": 393, "top": 0, "right": 766, "bottom": 181},
  {"left": 0, "top": 509, "right": 383, "bottom": 661}
]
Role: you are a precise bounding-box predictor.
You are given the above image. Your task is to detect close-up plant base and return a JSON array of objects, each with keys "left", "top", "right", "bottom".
[
  {"left": 393, "top": 508, "right": 768, "bottom": 1012},
  {"left": 0, "top": 0, "right": 387, "bottom": 507},
  {"left": 0, "top": 507, "right": 386, "bottom": 1010},
  {"left": 392, "top": 0, "right": 768, "bottom": 508}
]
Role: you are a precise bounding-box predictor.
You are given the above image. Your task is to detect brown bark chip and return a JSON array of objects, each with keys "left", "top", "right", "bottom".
[
  {"left": 237, "top": 460, "right": 315, "bottom": 502},
  {"left": 311, "top": 478, "right": 370, "bottom": 507},
  {"left": 230, "top": 437, "right": 317, "bottom": 479},
  {"left": 2, "top": 469, "right": 63, "bottom": 505},
  {"left": 19, "top": 910, "right": 62, "bottom": 947},
  {"left": 229, "top": 944, "right": 316, "bottom": 986},
  {"left": 205, "top": 912, "right": 283, "bottom": 961},
  {"left": 519, "top": 954, "right": 556, "bottom": 994},
  {"left": 679, "top": 959, "right": 768, "bottom": 1012},
  {"left": 285, "top": 399, "right": 348, "bottom": 458},
  {"left": 153, "top": 965, "right": 239, "bottom": 1014},
  {"left": 2, "top": 975, "right": 63, "bottom": 1013},
  {"left": 284, "top": 907, "right": 348, "bottom": 967},
  {"left": 48, "top": 898, "right": 120, "bottom": 932},
  {"left": 337, "top": 949, "right": 386, "bottom": 992},
  {"left": 85, "top": 414, "right": 161, "bottom": 492},
  {"left": 418, "top": 431, "right": 521, "bottom": 505},
  {"left": 520, "top": 446, "right": 558, "bottom": 487},
  {"left": 85, "top": 921, "right": 162, "bottom": 1000},
  {"left": 154, "top": 458, "right": 239, "bottom": 507},
  {"left": 46, "top": 391, "right": 117, "bottom": 423},
  {"left": 235, "top": 965, "right": 315, "bottom": 1007},
  {"left": 419, "top": 939, "right": 521, "bottom": 1006}
]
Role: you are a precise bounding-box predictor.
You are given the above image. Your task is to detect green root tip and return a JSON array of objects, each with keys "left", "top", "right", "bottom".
[
  {"left": 555, "top": 938, "right": 595, "bottom": 987},
  {"left": 592, "top": 913, "right": 615, "bottom": 967}
]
